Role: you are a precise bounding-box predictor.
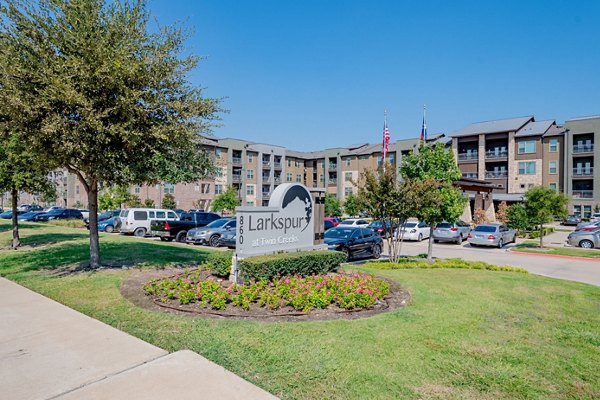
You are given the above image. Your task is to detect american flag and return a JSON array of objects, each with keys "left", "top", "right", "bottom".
[
  {"left": 382, "top": 116, "right": 390, "bottom": 160},
  {"left": 420, "top": 104, "right": 427, "bottom": 142}
]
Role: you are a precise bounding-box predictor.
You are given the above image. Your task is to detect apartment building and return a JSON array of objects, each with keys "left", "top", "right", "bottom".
[
  {"left": 564, "top": 116, "right": 599, "bottom": 218},
  {"left": 451, "top": 116, "right": 567, "bottom": 200}
]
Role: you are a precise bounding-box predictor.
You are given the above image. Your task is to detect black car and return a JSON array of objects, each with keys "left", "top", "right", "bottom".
[
  {"left": 17, "top": 211, "right": 45, "bottom": 221},
  {"left": 17, "top": 204, "right": 43, "bottom": 212},
  {"left": 562, "top": 215, "right": 582, "bottom": 226},
  {"left": 325, "top": 226, "right": 383, "bottom": 261},
  {"left": 34, "top": 208, "right": 83, "bottom": 221},
  {"left": 367, "top": 219, "right": 397, "bottom": 238},
  {"left": 217, "top": 230, "right": 236, "bottom": 249}
]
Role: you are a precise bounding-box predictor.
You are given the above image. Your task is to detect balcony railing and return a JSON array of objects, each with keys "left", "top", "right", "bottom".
[
  {"left": 329, "top": 163, "right": 338, "bottom": 169},
  {"left": 274, "top": 176, "right": 281, "bottom": 184},
  {"left": 572, "top": 167, "right": 594, "bottom": 176},
  {"left": 485, "top": 171, "right": 508, "bottom": 179},
  {"left": 262, "top": 176, "right": 271, "bottom": 182},
  {"left": 457, "top": 152, "right": 478, "bottom": 161},
  {"left": 572, "top": 190, "right": 593, "bottom": 199},
  {"left": 328, "top": 179, "right": 337, "bottom": 185},
  {"left": 232, "top": 157, "right": 242, "bottom": 165},
  {"left": 262, "top": 192, "right": 270, "bottom": 198},
  {"left": 274, "top": 162, "right": 282, "bottom": 169},
  {"left": 573, "top": 144, "right": 594, "bottom": 153},
  {"left": 485, "top": 150, "right": 508, "bottom": 159},
  {"left": 232, "top": 174, "right": 242, "bottom": 182},
  {"left": 461, "top": 172, "right": 478, "bottom": 179}
]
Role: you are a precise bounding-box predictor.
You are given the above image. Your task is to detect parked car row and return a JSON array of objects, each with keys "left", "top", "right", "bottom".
[{"left": 567, "top": 228, "right": 600, "bottom": 249}]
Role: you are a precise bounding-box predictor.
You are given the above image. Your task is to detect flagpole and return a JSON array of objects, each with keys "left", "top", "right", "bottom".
[{"left": 383, "top": 110, "right": 387, "bottom": 174}]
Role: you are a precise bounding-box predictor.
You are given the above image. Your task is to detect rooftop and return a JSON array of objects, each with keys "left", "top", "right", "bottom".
[
  {"left": 515, "top": 120, "right": 555, "bottom": 138},
  {"left": 451, "top": 116, "right": 534, "bottom": 137}
]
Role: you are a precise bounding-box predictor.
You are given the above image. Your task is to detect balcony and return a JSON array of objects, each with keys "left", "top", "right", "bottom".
[
  {"left": 485, "top": 171, "right": 508, "bottom": 179},
  {"left": 573, "top": 143, "right": 594, "bottom": 154},
  {"left": 274, "top": 176, "right": 281, "bottom": 184},
  {"left": 274, "top": 162, "right": 282, "bottom": 170},
  {"left": 232, "top": 157, "right": 242, "bottom": 166},
  {"left": 457, "top": 152, "right": 478, "bottom": 162},
  {"left": 262, "top": 160, "right": 271, "bottom": 169},
  {"left": 262, "top": 191, "right": 270, "bottom": 199},
  {"left": 461, "top": 172, "right": 478, "bottom": 179},
  {"left": 232, "top": 174, "right": 242, "bottom": 183},
  {"left": 485, "top": 150, "right": 508, "bottom": 160},
  {"left": 572, "top": 190, "right": 593, "bottom": 199},
  {"left": 328, "top": 179, "right": 337, "bottom": 185},
  {"left": 262, "top": 175, "right": 271, "bottom": 183},
  {"left": 572, "top": 167, "right": 594, "bottom": 177},
  {"left": 329, "top": 163, "right": 338, "bottom": 170}
]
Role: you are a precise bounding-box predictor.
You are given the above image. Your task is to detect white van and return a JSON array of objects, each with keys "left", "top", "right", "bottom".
[{"left": 119, "top": 208, "right": 179, "bottom": 237}]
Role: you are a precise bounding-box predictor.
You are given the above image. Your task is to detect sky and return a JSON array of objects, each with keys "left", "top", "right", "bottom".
[{"left": 148, "top": 0, "right": 600, "bottom": 151}]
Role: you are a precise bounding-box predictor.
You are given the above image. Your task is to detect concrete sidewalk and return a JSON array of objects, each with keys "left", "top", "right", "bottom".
[{"left": 0, "top": 278, "right": 278, "bottom": 400}]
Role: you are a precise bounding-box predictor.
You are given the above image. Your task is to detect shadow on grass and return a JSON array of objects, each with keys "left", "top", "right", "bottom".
[
  {"left": 0, "top": 239, "right": 214, "bottom": 277},
  {"left": 18, "top": 233, "right": 90, "bottom": 248},
  {"left": 0, "top": 222, "right": 46, "bottom": 233}
]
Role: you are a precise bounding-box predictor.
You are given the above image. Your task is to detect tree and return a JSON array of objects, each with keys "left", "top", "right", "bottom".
[
  {"left": 400, "top": 144, "right": 466, "bottom": 262},
  {"left": 1, "top": 0, "right": 221, "bottom": 267},
  {"left": 98, "top": 186, "right": 133, "bottom": 211},
  {"left": 356, "top": 164, "right": 413, "bottom": 262},
  {"left": 211, "top": 186, "right": 239, "bottom": 214},
  {"left": 343, "top": 194, "right": 361, "bottom": 218},
  {"left": 161, "top": 193, "right": 177, "bottom": 209},
  {"left": 496, "top": 201, "right": 509, "bottom": 224},
  {"left": 143, "top": 198, "right": 155, "bottom": 208},
  {"left": 506, "top": 204, "right": 530, "bottom": 233},
  {"left": 73, "top": 201, "right": 85, "bottom": 209},
  {"left": 324, "top": 193, "right": 342, "bottom": 217},
  {"left": 0, "top": 134, "right": 55, "bottom": 248},
  {"left": 126, "top": 195, "right": 142, "bottom": 208},
  {"left": 523, "top": 186, "right": 568, "bottom": 248}
]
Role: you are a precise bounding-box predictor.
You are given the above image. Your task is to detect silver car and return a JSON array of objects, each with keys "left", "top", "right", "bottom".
[
  {"left": 467, "top": 223, "right": 516, "bottom": 248},
  {"left": 186, "top": 218, "right": 236, "bottom": 247},
  {"left": 567, "top": 228, "right": 600, "bottom": 249},
  {"left": 432, "top": 221, "right": 471, "bottom": 244},
  {"left": 575, "top": 220, "right": 600, "bottom": 231}
]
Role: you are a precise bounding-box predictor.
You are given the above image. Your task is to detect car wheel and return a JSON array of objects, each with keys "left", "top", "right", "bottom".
[
  {"left": 175, "top": 231, "right": 187, "bottom": 243},
  {"left": 104, "top": 225, "right": 114, "bottom": 233},
  {"left": 470, "top": 243, "right": 477, "bottom": 247},
  {"left": 579, "top": 240, "right": 594, "bottom": 249},
  {"left": 456, "top": 235, "right": 462, "bottom": 245},
  {"left": 418, "top": 233, "right": 423, "bottom": 242},
  {"left": 433, "top": 239, "right": 439, "bottom": 243},
  {"left": 511, "top": 234, "right": 517, "bottom": 244},
  {"left": 209, "top": 234, "right": 220, "bottom": 247},
  {"left": 372, "top": 244, "right": 381, "bottom": 259},
  {"left": 133, "top": 228, "right": 146, "bottom": 237},
  {"left": 497, "top": 239, "right": 503, "bottom": 249},
  {"left": 341, "top": 247, "right": 350, "bottom": 261}
]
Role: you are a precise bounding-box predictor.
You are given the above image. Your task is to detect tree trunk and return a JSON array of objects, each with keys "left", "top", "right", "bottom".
[
  {"left": 88, "top": 180, "right": 101, "bottom": 268},
  {"left": 11, "top": 188, "right": 20, "bottom": 249},
  {"left": 539, "top": 222, "right": 544, "bottom": 248},
  {"left": 427, "top": 227, "right": 434, "bottom": 264}
]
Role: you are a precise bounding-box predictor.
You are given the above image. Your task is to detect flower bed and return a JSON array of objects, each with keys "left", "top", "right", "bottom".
[{"left": 143, "top": 271, "right": 390, "bottom": 312}]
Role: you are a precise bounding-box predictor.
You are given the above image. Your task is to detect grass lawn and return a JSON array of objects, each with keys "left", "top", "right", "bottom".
[
  {"left": 1, "top": 220, "right": 599, "bottom": 399},
  {"left": 514, "top": 241, "right": 600, "bottom": 258}
]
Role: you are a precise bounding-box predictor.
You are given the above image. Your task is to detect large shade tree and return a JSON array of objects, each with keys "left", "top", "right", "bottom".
[
  {"left": 0, "top": 0, "right": 221, "bottom": 266},
  {"left": 524, "top": 186, "right": 569, "bottom": 248}
]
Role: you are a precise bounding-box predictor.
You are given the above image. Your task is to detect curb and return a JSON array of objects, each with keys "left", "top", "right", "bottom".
[{"left": 510, "top": 250, "right": 600, "bottom": 262}]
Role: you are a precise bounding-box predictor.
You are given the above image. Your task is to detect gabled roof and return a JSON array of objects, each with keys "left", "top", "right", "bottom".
[
  {"left": 451, "top": 116, "right": 534, "bottom": 137},
  {"left": 515, "top": 120, "right": 555, "bottom": 138},
  {"left": 543, "top": 124, "right": 567, "bottom": 137}
]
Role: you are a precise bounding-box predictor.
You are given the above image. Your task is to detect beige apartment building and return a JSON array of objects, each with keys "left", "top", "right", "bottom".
[{"left": 8, "top": 114, "right": 598, "bottom": 218}]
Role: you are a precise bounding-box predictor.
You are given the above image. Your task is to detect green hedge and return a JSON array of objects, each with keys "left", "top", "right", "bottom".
[
  {"left": 517, "top": 227, "right": 555, "bottom": 239},
  {"left": 237, "top": 250, "right": 346, "bottom": 281},
  {"left": 204, "top": 251, "right": 234, "bottom": 278},
  {"left": 363, "top": 258, "right": 528, "bottom": 273}
]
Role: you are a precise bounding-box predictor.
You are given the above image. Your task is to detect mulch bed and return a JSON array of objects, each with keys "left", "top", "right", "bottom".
[{"left": 121, "top": 267, "right": 411, "bottom": 322}]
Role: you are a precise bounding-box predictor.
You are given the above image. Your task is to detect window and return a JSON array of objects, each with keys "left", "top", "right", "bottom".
[
  {"left": 549, "top": 161, "right": 557, "bottom": 174},
  {"left": 287, "top": 159, "right": 291, "bottom": 167},
  {"left": 248, "top": 154, "right": 253, "bottom": 163},
  {"left": 133, "top": 211, "right": 147, "bottom": 220},
  {"left": 134, "top": 185, "right": 140, "bottom": 194},
  {"left": 528, "top": 183, "right": 534, "bottom": 188},
  {"left": 346, "top": 157, "right": 351, "bottom": 166},
  {"left": 296, "top": 174, "right": 302, "bottom": 182},
  {"left": 549, "top": 183, "right": 557, "bottom": 191},
  {"left": 321, "top": 160, "right": 325, "bottom": 168},
  {"left": 518, "top": 140, "right": 536, "bottom": 154},
  {"left": 164, "top": 183, "right": 174, "bottom": 194},
  {"left": 215, "top": 167, "right": 223, "bottom": 178},
  {"left": 247, "top": 170, "right": 254, "bottom": 179},
  {"left": 76, "top": 185, "right": 80, "bottom": 195},
  {"left": 518, "top": 162, "right": 536, "bottom": 175},
  {"left": 194, "top": 185, "right": 200, "bottom": 192},
  {"left": 246, "top": 185, "right": 254, "bottom": 195},
  {"left": 295, "top": 160, "right": 300, "bottom": 168},
  {"left": 247, "top": 201, "right": 254, "bottom": 206},
  {"left": 167, "top": 211, "right": 177, "bottom": 219},
  {"left": 201, "top": 183, "right": 210, "bottom": 194},
  {"left": 345, "top": 187, "right": 353, "bottom": 196},
  {"left": 156, "top": 211, "right": 166, "bottom": 219},
  {"left": 286, "top": 173, "right": 292, "bottom": 182},
  {"left": 377, "top": 156, "right": 382, "bottom": 166},
  {"left": 319, "top": 174, "right": 324, "bottom": 182},
  {"left": 520, "top": 184, "right": 526, "bottom": 189},
  {"left": 215, "top": 184, "right": 223, "bottom": 195},
  {"left": 389, "top": 154, "right": 396, "bottom": 165},
  {"left": 215, "top": 148, "right": 221, "bottom": 158},
  {"left": 549, "top": 139, "right": 558, "bottom": 152},
  {"left": 345, "top": 172, "right": 352, "bottom": 181},
  {"left": 148, "top": 211, "right": 155, "bottom": 218}
]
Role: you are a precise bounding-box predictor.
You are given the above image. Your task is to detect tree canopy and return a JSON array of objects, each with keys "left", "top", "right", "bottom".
[
  {"left": 324, "top": 193, "right": 343, "bottom": 217},
  {"left": 211, "top": 186, "right": 239, "bottom": 214},
  {"left": 523, "top": 186, "right": 568, "bottom": 247}
]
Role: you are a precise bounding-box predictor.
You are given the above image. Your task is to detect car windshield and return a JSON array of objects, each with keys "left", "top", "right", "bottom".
[
  {"left": 325, "top": 228, "right": 355, "bottom": 239},
  {"left": 98, "top": 212, "right": 113, "bottom": 220},
  {"left": 369, "top": 221, "right": 383, "bottom": 228},
  {"left": 207, "top": 218, "right": 230, "bottom": 228},
  {"left": 339, "top": 220, "right": 355, "bottom": 225},
  {"left": 473, "top": 225, "right": 496, "bottom": 233},
  {"left": 403, "top": 222, "right": 417, "bottom": 228}
]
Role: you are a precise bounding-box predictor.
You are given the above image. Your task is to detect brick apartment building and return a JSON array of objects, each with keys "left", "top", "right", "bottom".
[{"left": 6, "top": 114, "right": 599, "bottom": 219}]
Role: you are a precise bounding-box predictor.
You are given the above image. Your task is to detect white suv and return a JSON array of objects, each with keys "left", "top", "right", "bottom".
[{"left": 119, "top": 208, "right": 179, "bottom": 237}]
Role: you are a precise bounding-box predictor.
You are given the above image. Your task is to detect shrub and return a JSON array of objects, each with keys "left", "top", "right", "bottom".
[
  {"left": 363, "top": 258, "right": 527, "bottom": 273},
  {"left": 204, "top": 251, "right": 234, "bottom": 278},
  {"left": 237, "top": 250, "right": 347, "bottom": 281},
  {"left": 47, "top": 219, "right": 86, "bottom": 229}
]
